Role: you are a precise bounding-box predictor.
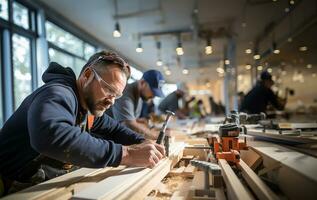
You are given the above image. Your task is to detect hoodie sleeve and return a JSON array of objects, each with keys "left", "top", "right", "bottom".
[
  {"left": 90, "top": 114, "right": 145, "bottom": 145},
  {"left": 27, "top": 85, "right": 122, "bottom": 168}
]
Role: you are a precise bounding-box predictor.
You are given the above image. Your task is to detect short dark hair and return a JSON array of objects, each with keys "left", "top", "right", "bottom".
[{"left": 80, "top": 51, "right": 131, "bottom": 80}]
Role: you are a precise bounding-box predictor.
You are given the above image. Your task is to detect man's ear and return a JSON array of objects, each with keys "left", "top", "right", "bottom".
[
  {"left": 82, "top": 68, "right": 94, "bottom": 85},
  {"left": 140, "top": 79, "right": 147, "bottom": 87}
]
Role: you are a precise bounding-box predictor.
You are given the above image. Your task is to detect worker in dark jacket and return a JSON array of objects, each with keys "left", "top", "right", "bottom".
[
  {"left": 240, "top": 71, "right": 285, "bottom": 114},
  {"left": 0, "top": 51, "right": 164, "bottom": 193}
]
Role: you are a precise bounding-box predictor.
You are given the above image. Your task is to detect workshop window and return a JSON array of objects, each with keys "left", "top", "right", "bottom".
[
  {"left": 84, "top": 43, "right": 95, "bottom": 60},
  {"left": 0, "top": 0, "right": 8, "bottom": 20},
  {"left": 13, "top": 1, "right": 29, "bottom": 30},
  {"left": 12, "top": 33, "right": 32, "bottom": 109},
  {"left": 46, "top": 20, "right": 96, "bottom": 77},
  {"left": 46, "top": 21, "right": 85, "bottom": 57}
]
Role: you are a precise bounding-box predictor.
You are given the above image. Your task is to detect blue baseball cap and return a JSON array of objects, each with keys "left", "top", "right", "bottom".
[{"left": 142, "top": 70, "right": 165, "bottom": 97}]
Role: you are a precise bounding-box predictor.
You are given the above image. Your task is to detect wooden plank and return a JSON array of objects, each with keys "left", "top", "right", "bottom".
[
  {"left": 240, "top": 148, "right": 262, "bottom": 170},
  {"left": 218, "top": 159, "right": 253, "bottom": 200},
  {"left": 250, "top": 142, "right": 317, "bottom": 199},
  {"left": 2, "top": 168, "right": 106, "bottom": 200},
  {"left": 237, "top": 160, "right": 279, "bottom": 200},
  {"left": 72, "top": 142, "right": 185, "bottom": 200},
  {"left": 38, "top": 166, "right": 126, "bottom": 200},
  {"left": 168, "top": 166, "right": 186, "bottom": 176},
  {"left": 112, "top": 142, "right": 185, "bottom": 200},
  {"left": 182, "top": 164, "right": 196, "bottom": 178}
]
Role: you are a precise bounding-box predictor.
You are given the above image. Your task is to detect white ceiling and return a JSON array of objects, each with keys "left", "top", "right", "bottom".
[{"left": 36, "top": 0, "right": 316, "bottom": 84}]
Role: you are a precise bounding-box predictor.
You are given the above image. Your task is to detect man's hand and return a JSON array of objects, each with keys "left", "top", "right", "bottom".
[{"left": 120, "top": 141, "right": 165, "bottom": 168}]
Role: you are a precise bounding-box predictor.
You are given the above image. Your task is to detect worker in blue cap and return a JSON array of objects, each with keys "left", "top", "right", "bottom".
[
  {"left": 240, "top": 70, "right": 286, "bottom": 114},
  {"left": 106, "top": 70, "right": 165, "bottom": 139}
]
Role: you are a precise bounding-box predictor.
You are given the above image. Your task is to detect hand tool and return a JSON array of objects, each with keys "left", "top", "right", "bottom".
[{"left": 156, "top": 110, "right": 175, "bottom": 144}]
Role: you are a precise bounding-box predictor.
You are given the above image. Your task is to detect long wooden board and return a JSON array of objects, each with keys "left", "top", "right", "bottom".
[
  {"left": 72, "top": 142, "right": 185, "bottom": 200},
  {"left": 218, "top": 159, "right": 253, "bottom": 200},
  {"left": 237, "top": 160, "right": 279, "bottom": 200}
]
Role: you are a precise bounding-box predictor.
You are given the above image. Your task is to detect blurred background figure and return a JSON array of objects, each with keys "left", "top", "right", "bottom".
[{"left": 240, "top": 71, "right": 286, "bottom": 114}]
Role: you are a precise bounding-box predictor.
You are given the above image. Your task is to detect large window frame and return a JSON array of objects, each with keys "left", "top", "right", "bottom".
[
  {"left": 45, "top": 19, "right": 97, "bottom": 77},
  {"left": 0, "top": 0, "right": 38, "bottom": 120}
]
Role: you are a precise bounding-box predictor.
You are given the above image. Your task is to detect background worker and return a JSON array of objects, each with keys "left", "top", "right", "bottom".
[
  {"left": 107, "top": 70, "right": 165, "bottom": 140},
  {"left": 0, "top": 51, "right": 164, "bottom": 194},
  {"left": 240, "top": 70, "right": 286, "bottom": 114},
  {"left": 158, "top": 89, "right": 195, "bottom": 119}
]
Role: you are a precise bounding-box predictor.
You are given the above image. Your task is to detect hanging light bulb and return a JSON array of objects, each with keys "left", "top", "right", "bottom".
[
  {"left": 245, "top": 48, "right": 252, "bottom": 54},
  {"left": 245, "top": 64, "right": 252, "bottom": 70},
  {"left": 156, "top": 40, "right": 163, "bottom": 66},
  {"left": 176, "top": 43, "right": 184, "bottom": 55},
  {"left": 176, "top": 35, "right": 184, "bottom": 55},
  {"left": 113, "top": 22, "right": 121, "bottom": 38},
  {"left": 136, "top": 42, "right": 143, "bottom": 53},
  {"left": 257, "top": 65, "right": 263, "bottom": 71},
  {"left": 165, "top": 69, "right": 171, "bottom": 76},
  {"left": 205, "top": 37, "right": 213, "bottom": 55},
  {"left": 253, "top": 48, "right": 261, "bottom": 60},
  {"left": 272, "top": 42, "right": 280, "bottom": 54},
  {"left": 156, "top": 59, "right": 163, "bottom": 66}
]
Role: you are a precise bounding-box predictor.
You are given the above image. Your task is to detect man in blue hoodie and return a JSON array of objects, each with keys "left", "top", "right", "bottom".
[{"left": 0, "top": 51, "right": 164, "bottom": 193}]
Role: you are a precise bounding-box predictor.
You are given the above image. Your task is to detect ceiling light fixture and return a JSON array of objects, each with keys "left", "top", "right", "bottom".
[
  {"left": 268, "top": 68, "right": 273, "bottom": 73},
  {"left": 156, "top": 40, "right": 163, "bottom": 66},
  {"left": 253, "top": 48, "right": 261, "bottom": 60},
  {"left": 272, "top": 42, "right": 280, "bottom": 54},
  {"left": 224, "top": 59, "right": 230, "bottom": 65},
  {"left": 113, "top": 0, "right": 121, "bottom": 38},
  {"left": 136, "top": 34, "right": 143, "bottom": 53},
  {"left": 216, "top": 67, "right": 224, "bottom": 74},
  {"left": 307, "top": 64, "right": 312, "bottom": 69},
  {"left": 245, "top": 48, "right": 252, "bottom": 54},
  {"left": 299, "top": 46, "right": 308, "bottom": 51},
  {"left": 205, "top": 37, "right": 213, "bottom": 55},
  {"left": 245, "top": 64, "right": 251, "bottom": 70},
  {"left": 165, "top": 70, "right": 171, "bottom": 76},
  {"left": 257, "top": 65, "right": 263, "bottom": 71},
  {"left": 136, "top": 42, "right": 143, "bottom": 53},
  {"left": 182, "top": 68, "right": 189, "bottom": 75},
  {"left": 176, "top": 35, "right": 184, "bottom": 56},
  {"left": 113, "top": 22, "right": 121, "bottom": 38},
  {"left": 156, "top": 59, "right": 163, "bottom": 66}
]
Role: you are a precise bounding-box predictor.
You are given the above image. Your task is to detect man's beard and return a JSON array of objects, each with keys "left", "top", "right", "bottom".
[{"left": 84, "top": 89, "right": 113, "bottom": 117}]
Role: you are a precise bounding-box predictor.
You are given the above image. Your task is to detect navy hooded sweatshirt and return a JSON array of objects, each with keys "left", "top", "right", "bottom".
[{"left": 0, "top": 62, "right": 144, "bottom": 181}]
